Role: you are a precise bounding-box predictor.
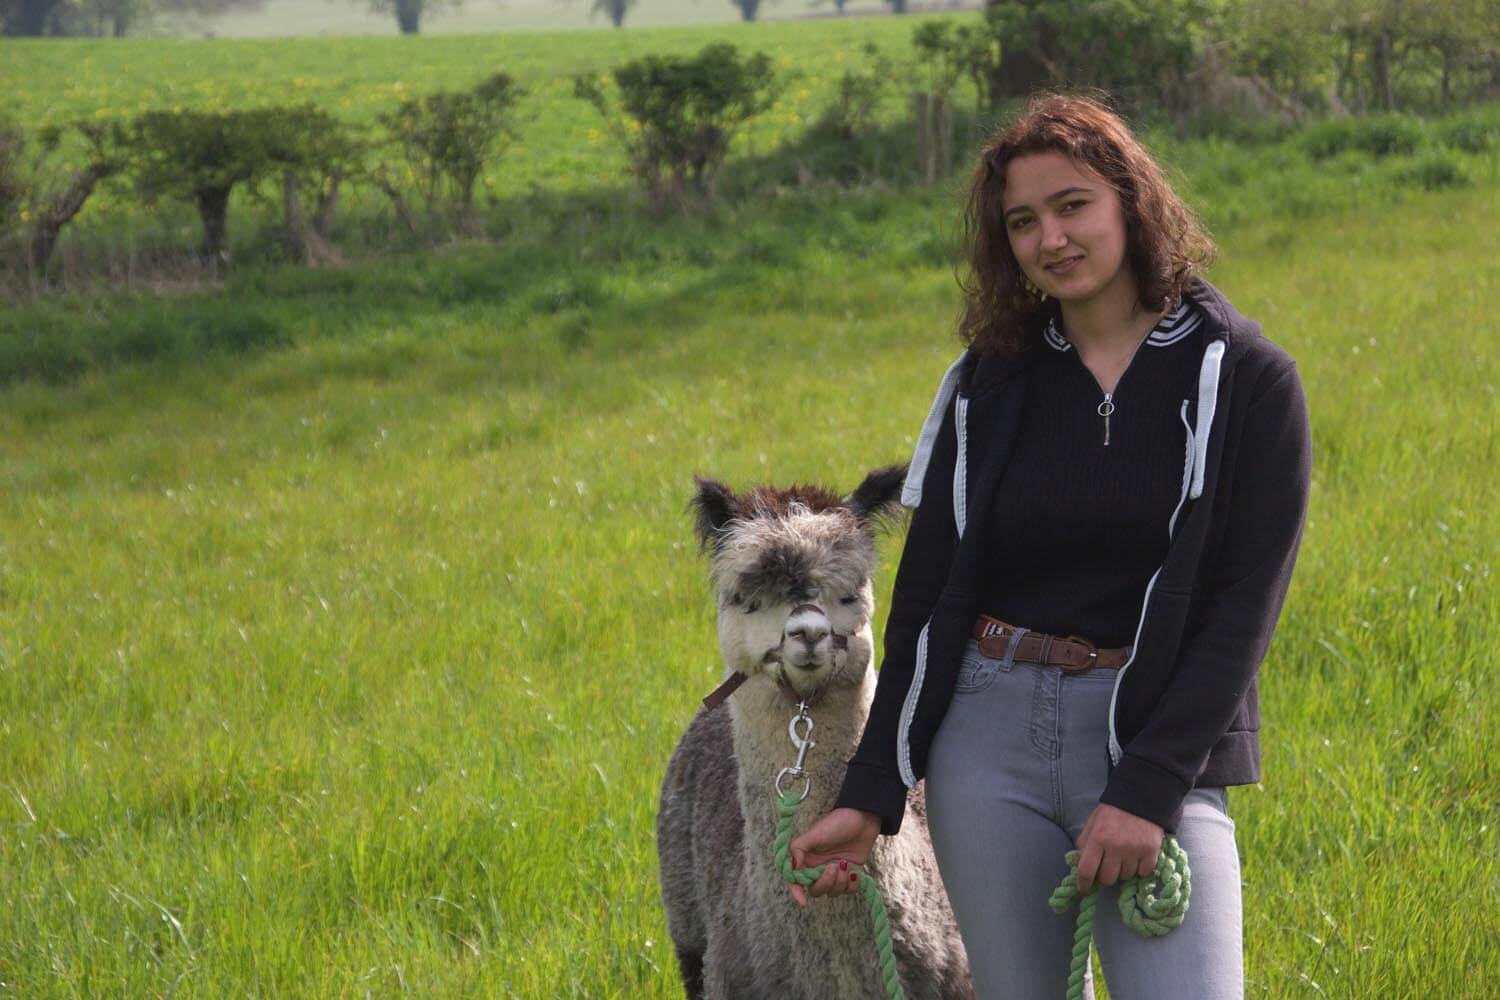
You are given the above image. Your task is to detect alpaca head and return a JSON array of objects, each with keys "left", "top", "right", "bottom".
[{"left": 690, "top": 465, "right": 906, "bottom": 698}]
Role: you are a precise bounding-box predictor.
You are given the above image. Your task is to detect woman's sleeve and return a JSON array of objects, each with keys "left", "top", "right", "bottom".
[
  {"left": 1100, "top": 358, "right": 1313, "bottom": 831},
  {"left": 834, "top": 393, "right": 961, "bottom": 836}
]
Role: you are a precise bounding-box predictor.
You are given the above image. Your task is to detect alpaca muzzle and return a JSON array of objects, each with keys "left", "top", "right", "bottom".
[
  {"left": 783, "top": 602, "right": 843, "bottom": 669},
  {"left": 701, "top": 603, "right": 849, "bottom": 710}
]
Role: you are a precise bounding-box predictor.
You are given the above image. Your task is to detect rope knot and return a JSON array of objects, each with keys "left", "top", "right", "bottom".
[{"left": 1048, "top": 836, "right": 1192, "bottom": 998}]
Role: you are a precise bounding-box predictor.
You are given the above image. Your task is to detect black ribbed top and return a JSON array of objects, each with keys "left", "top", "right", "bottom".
[{"left": 980, "top": 303, "right": 1206, "bottom": 647}]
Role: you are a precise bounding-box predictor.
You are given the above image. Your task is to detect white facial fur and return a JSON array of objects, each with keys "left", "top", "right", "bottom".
[{"left": 709, "top": 504, "right": 878, "bottom": 697}]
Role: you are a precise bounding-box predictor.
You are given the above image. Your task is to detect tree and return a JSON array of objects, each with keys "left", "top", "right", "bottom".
[
  {"left": 1, "top": 0, "right": 63, "bottom": 34},
  {"left": 0, "top": 0, "right": 264, "bottom": 37},
  {"left": 729, "top": 0, "right": 769, "bottom": 23},
  {"left": 590, "top": 0, "right": 630, "bottom": 28},
  {"left": 366, "top": 0, "right": 460, "bottom": 35},
  {"left": 127, "top": 108, "right": 276, "bottom": 272}
]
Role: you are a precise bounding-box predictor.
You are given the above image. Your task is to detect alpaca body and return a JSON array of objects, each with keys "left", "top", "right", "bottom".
[
  {"left": 659, "top": 469, "right": 972, "bottom": 999},
  {"left": 658, "top": 672, "right": 971, "bottom": 999}
]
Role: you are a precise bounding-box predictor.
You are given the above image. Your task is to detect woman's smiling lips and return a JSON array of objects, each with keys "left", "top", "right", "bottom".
[{"left": 1044, "top": 255, "right": 1084, "bottom": 274}]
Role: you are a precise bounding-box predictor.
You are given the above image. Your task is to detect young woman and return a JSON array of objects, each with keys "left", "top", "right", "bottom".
[{"left": 787, "top": 93, "right": 1312, "bottom": 999}]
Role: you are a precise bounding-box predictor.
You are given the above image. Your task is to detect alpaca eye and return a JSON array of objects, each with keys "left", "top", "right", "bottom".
[
  {"left": 839, "top": 595, "right": 859, "bottom": 605},
  {"left": 743, "top": 600, "right": 761, "bottom": 614}
]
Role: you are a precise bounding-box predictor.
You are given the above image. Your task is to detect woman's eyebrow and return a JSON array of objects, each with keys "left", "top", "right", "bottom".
[{"left": 1002, "top": 186, "right": 1095, "bottom": 219}]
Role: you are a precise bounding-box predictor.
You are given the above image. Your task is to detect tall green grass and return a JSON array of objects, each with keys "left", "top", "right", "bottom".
[
  {"left": 1, "top": 17, "right": 1497, "bottom": 1000},
  {"left": 0, "top": 173, "right": 1495, "bottom": 994}
]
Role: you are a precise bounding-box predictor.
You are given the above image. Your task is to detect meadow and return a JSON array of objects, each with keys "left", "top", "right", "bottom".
[
  {"left": 7, "top": 15, "right": 1493, "bottom": 259},
  {"left": 1, "top": 13, "right": 1498, "bottom": 1000}
]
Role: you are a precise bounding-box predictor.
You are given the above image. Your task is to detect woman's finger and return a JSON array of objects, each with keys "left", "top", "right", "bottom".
[
  {"left": 1098, "top": 854, "right": 1123, "bottom": 888},
  {"left": 809, "top": 860, "right": 841, "bottom": 898},
  {"left": 828, "top": 859, "right": 852, "bottom": 896},
  {"left": 1075, "top": 842, "right": 1103, "bottom": 895}
]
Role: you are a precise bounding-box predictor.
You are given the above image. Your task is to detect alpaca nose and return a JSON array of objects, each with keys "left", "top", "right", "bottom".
[
  {"left": 784, "top": 604, "right": 833, "bottom": 663},
  {"left": 788, "top": 623, "right": 829, "bottom": 649}
]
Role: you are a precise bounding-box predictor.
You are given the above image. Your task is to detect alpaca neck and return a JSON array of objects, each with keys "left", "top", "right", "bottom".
[{"left": 729, "top": 669, "right": 877, "bottom": 846}]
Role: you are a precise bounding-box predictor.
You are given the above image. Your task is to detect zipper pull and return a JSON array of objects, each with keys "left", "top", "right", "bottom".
[{"left": 1097, "top": 394, "right": 1115, "bottom": 446}]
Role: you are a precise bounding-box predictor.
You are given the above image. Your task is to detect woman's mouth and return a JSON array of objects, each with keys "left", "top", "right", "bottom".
[{"left": 1044, "top": 255, "right": 1083, "bottom": 274}]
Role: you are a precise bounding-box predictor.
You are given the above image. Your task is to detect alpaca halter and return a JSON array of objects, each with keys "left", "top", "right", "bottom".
[{"left": 700, "top": 602, "right": 851, "bottom": 711}]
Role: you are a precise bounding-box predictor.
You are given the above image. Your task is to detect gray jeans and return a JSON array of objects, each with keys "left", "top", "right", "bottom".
[{"left": 926, "top": 637, "right": 1243, "bottom": 1000}]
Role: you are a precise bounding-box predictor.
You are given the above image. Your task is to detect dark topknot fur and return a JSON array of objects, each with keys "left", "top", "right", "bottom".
[{"left": 689, "top": 467, "right": 908, "bottom": 553}]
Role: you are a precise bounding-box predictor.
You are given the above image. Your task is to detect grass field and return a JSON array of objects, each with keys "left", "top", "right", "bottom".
[
  {"left": 1, "top": 13, "right": 951, "bottom": 210},
  {"left": 1, "top": 15, "right": 1498, "bottom": 1000}
]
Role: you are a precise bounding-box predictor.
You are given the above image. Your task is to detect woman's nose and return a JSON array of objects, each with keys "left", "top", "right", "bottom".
[{"left": 1040, "top": 218, "right": 1068, "bottom": 250}]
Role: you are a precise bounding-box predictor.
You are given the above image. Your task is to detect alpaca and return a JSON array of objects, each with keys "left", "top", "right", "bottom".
[{"left": 657, "top": 466, "right": 973, "bottom": 1000}]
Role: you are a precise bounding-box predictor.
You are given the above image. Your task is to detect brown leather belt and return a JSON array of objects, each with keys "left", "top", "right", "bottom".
[{"left": 971, "top": 615, "right": 1131, "bottom": 672}]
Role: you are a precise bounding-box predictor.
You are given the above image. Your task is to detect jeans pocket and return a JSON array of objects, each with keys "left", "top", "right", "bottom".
[{"left": 954, "top": 646, "right": 1003, "bottom": 693}]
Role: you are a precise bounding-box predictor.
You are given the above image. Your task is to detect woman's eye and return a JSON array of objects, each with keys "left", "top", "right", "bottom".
[
  {"left": 1009, "top": 217, "right": 1032, "bottom": 231},
  {"left": 839, "top": 595, "right": 859, "bottom": 605},
  {"left": 1061, "top": 200, "right": 1084, "bottom": 213}
]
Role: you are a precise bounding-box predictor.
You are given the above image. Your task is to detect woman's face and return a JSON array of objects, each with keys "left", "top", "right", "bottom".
[{"left": 1001, "top": 151, "right": 1133, "bottom": 307}]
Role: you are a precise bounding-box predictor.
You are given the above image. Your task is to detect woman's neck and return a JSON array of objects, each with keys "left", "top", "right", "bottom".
[{"left": 1058, "top": 275, "right": 1161, "bottom": 356}]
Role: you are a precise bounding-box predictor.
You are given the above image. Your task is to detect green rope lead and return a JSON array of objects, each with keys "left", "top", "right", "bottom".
[
  {"left": 773, "top": 790, "right": 906, "bottom": 1000},
  {"left": 1047, "top": 836, "right": 1192, "bottom": 1000}
]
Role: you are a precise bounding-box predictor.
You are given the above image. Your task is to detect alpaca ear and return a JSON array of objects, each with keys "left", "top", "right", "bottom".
[
  {"left": 846, "top": 464, "right": 908, "bottom": 532},
  {"left": 689, "top": 477, "right": 740, "bottom": 550}
]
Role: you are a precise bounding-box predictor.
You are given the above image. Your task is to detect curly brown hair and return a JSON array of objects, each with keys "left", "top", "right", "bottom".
[{"left": 957, "top": 93, "right": 1216, "bottom": 356}]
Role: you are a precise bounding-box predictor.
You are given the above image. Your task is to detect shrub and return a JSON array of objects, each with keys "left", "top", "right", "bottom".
[
  {"left": 909, "top": 22, "right": 967, "bottom": 185},
  {"left": 376, "top": 72, "right": 525, "bottom": 225},
  {"left": 574, "top": 43, "right": 776, "bottom": 208},
  {"left": 1300, "top": 114, "right": 1428, "bottom": 160},
  {"left": 817, "top": 43, "right": 893, "bottom": 141},
  {"left": 0, "top": 117, "right": 128, "bottom": 281},
  {"left": 977, "top": 0, "right": 1201, "bottom": 114},
  {"left": 1435, "top": 111, "right": 1498, "bottom": 154},
  {"left": 254, "top": 105, "right": 367, "bottom": 265},
  {"left": 0, "top": 117, "right": 27, "bottom": 234},
  {"left": 1397, "top": 152, "right": 1471, "bottom": 191},
  {"left": 910, "top": 15, "right": 1003, "bottom": 110}
]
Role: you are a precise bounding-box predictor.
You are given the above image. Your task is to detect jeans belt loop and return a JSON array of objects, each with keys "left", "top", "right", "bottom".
[{"left": 1001, "top": 626, "right": 1028, "bottom": 670}]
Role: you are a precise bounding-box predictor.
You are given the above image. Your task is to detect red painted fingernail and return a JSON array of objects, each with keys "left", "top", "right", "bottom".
[
  {"left": 849, "top": 872, "right": 858, "bottom": 883},
  {"left": 839, "top": 860, "right": 847, "bottom": 872}
]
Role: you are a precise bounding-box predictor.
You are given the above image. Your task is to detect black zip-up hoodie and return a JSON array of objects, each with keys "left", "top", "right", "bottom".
[{"left": 835, "top": 279, "right": 1312, "bottom": 835}]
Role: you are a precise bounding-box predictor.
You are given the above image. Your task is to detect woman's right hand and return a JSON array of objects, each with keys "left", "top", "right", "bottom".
[{"left": 786, "top": 807, "right": 882, "bottom": 908}]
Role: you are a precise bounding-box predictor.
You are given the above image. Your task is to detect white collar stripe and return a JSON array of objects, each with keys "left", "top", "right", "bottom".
[{"left": 1044, "top": 300, "right": 1201, "bottom": 352}]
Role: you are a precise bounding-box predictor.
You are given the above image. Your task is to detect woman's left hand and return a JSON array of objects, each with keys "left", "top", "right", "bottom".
[{"left": 1074, "top": 803, "right": 1164, "bottom": 895}]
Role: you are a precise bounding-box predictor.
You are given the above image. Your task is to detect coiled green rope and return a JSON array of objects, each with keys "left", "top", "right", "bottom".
[
  {"left": 773, "top": 789, "right": 906, "bottom": 1000},
  {"left": 1047, "top": 836, "right": 1192, "bottom": 1000},
  {"left": 775, "top": 786, "right": 1190, "bottom": 1000}
]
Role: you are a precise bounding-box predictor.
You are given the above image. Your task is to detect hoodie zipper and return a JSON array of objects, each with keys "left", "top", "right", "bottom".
[{"left": 1072, "top": 327, "right": 1153, "bottom": 447}]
